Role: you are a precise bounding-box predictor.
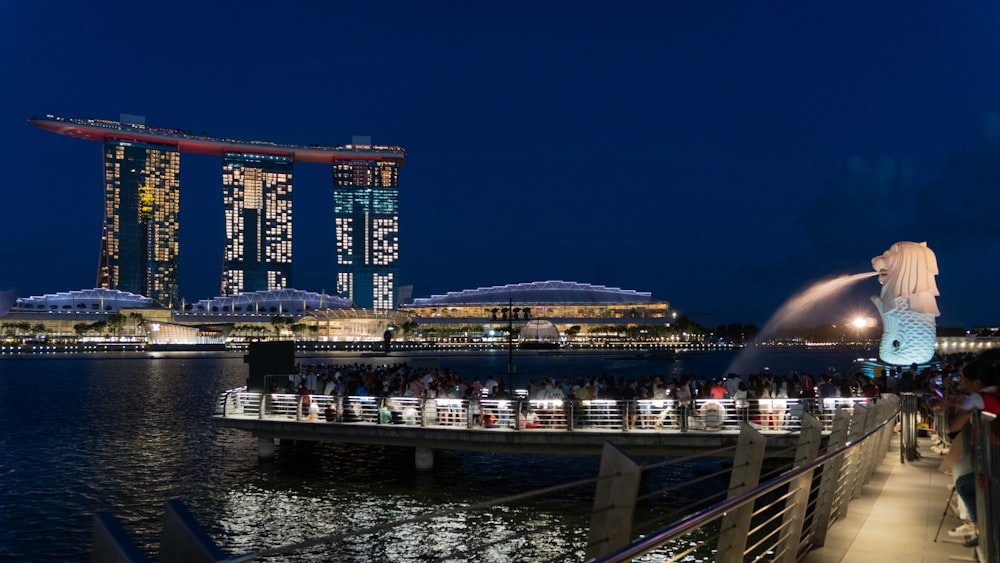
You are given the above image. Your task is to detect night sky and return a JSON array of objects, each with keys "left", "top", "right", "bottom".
[{"left": 3, "top": 2, "right": 1000, "bottom": 329}]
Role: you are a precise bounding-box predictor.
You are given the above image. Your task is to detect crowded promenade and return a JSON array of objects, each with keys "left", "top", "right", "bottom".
[{"left": 226, "top": 359, "right": 895, "bottom": 432}]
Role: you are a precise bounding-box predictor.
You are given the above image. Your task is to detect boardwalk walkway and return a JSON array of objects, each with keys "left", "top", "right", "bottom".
[{"left": 804, "top": 436, "right": 980, "bottom": 563}]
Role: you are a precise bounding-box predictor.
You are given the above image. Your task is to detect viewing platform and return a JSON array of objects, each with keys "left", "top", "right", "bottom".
[
  {"left": 803, "top": 436, "right": 983, "bottom": 563},
  {"left": 213, "top": 391, "right": 873, "bottom": 466}
]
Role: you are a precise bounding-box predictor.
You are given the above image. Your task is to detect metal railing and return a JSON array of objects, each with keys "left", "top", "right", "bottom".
[
  {"left": 967, "top": 410, "right": 998, "bottom": 562},
  {"left": 216, "top": 388, "right": 873, "bottom": 434},
  {"left": 590, "top": 395, "right": 900, "bottom": 562}
]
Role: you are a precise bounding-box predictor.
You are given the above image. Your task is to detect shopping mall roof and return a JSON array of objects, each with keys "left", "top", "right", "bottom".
[
  {"left": 188, "top": 289, "right": 351, "bottom": 314},
  {"left": 12, "top": 288, "right": 156, "bottom": 312},
  {"left": 405, "top": 281, "right": 657, "bottom": 306}
]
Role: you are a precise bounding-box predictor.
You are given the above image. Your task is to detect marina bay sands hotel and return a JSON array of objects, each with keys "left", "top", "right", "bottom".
[{"left": 29, "top": 115, "right": 405, "bottom": 310}]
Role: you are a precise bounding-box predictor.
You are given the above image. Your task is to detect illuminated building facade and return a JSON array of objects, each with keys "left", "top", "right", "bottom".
[
  {"left": 221, "top": 153, "right": 293, "bottom": 295},
  {"left": 334, "top": 141, "right": 400, "bottom": 310},
  {"left": 30, "top": 115, "right": 405, "bottom": 308},
  {"left": 401, "top": 281, "right": 674, "bottom": 341},
  {"left": 99, "top": 139, "right": 180, "bottom": 307}
]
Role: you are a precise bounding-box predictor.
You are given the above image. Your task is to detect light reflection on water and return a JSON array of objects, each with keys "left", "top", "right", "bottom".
[{"left": 0, "top": 349, "right": 857, "bottom": 561}]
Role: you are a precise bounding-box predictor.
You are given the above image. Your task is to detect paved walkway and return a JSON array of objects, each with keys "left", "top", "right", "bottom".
[{"left": 804, "top": 436, "right": 982, "bottom": 563}]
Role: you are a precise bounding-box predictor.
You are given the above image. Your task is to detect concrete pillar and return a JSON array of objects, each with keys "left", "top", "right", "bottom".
[
  {"left": 257, "top": 436, "right": 275, "bottom": 460},
  {"left": 415, "top": 447, "right": 434, "bottom": 471},
  {"left": 716, "top": 424, "right": 766, "bottom": 563},
  {"left": 777, "top": 413, "right": 822, "bottom": 563},
  {"left": 585, "top": 442, "right": 642, "bottom": 561},
  {"left": 843, "top": 403, "right": 869, "bottom": 514},
  {"left": 811, "top": 407, "right": 850, "bottom": 548}
]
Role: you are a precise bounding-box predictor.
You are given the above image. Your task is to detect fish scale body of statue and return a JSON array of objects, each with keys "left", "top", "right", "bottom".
[{"left": 870, "top": 241, "right": 940, "bottom": 366}]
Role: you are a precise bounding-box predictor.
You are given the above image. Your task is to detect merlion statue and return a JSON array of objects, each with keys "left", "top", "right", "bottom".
[{"left": 870, "top": 241, "right": 939, "bottom": 365}]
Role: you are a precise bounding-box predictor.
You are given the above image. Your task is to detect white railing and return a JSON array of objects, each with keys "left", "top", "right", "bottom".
[{"left": 215, "top": 387, "right": 873, "bottom": 433}]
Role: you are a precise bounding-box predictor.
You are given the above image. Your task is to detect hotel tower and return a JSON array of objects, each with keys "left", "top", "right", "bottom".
[
  {"left": 99, "top": 139, "right": 180, "bottom": 307},
  {"left": 221, "top": 153, "right": 294, "bottom": 295},
  {"left": 30, "top": 115, "right": 405, "bottom": 309},
  {"left": 334, "top": 137, "right": 400, "bottom": 310}
]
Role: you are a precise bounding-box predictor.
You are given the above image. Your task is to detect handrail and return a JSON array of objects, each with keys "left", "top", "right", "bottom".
[
  {"left": 593, "top": 397, "right": 900, "bottom": 562},
  {"left": 214, "top": 386, "right": 872, "bottom": 434}
]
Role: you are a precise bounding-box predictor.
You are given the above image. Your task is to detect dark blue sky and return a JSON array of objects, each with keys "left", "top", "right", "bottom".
[{"left": 3, "top": 2, "right": 1000, "bottom": 328}]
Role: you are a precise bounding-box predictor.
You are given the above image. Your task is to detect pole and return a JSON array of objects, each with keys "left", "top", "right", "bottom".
[{"left": 507, "top": 296, "right": 514, "bottom": 398}]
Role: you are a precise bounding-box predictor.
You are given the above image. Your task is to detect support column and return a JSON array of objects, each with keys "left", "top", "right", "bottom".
[
  {"left": 811, "top": 407, "right": 849, "bottom": 548},
  {"left": 777, "top": 413, "right": 822, "bottom": 563},
  {"left": 586, "top": 442, "right": 642, "bottom": 561},
  {"left": 717, "top": 423, "right": 766, "bottom": 563},
  {"left": 415, "top": 447, "right": 434, "bottom": 471},
  {"left": 842, "top": 403, "right": 870, "bottom": 514},
  {"left": 257, "top": 436, "right": 275, "bottom": 461}
]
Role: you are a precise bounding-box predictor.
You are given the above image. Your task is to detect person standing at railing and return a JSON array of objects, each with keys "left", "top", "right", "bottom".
[
  {"left": 772, "top": 376, "right": 789, "bottom": 429},
  {"left": 297, "top": 382, "right": 312, "bottom": 419},
  {"left": 623, "top": 379, "right": 640, "bottom": 430},
  {"left": 676, "top": 376, "right": 694, "bottom": 430},
  {"left": 946, "top": 350, "right": 999, "bottom": 546},
  {"left": 709, "top": 379, "right": 728, "bottom": 400},
  {"left": 861, "top": 376, "right": 879, "bottom": 399},
  {"left": 324, "top": 402, "right": 338, "bottom": 422},
  {"left": 734, "top": 381, "right": 750, "bottom": 425}
]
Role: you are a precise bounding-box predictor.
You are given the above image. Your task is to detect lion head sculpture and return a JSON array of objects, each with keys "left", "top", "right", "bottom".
[
  {"left": 871, "top": 241, "right": 940, "bottom": 316},
  {"left": 870, "top": 241, "right": 939, "bottom": 365}
]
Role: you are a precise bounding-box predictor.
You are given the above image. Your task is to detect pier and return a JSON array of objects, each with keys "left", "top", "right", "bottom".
[{"left": 212, "top": 390, "right": 873, "bottom": 467}]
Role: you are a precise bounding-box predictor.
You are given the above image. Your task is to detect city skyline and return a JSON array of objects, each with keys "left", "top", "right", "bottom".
[
  {"left": 4, "top": 3, "right": 1000, "bottom": 328},
  {"left": 28, "top": 115, "right": 405, "bottom": 310}
]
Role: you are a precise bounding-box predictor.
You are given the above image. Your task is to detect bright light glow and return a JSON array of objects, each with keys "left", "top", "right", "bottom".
[{"left": 852, "top": 317, "right": 867, "bottom": 329}]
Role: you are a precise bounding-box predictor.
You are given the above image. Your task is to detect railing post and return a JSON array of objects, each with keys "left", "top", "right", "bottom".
[
  {"left": 586, "top": 442, "right": 642, "bottom": 561},
  {"left": 716, "top": 423, "right": 766, "bottom": 563},
  {"left": 842, "top": 403, "right": 869, "bottom": 514},
  {"left": 258, "top": 394, "right": 265, "bottom": 420},
  {"left": 854, "top": 403, "right": 885, "bottom": 484},
  {"left": 971, "top": 410, "right": 998, "bottom": 562},
  {"left": 811, "top": 406, "right": 850, "bottom": 548},
  {"left": 568, "top": 400, "right": 575, "bottom": 431},
  {"left": 777, "top": 413, "right": 822, "bottom": 563},
  {"left": 900, "top": 393, "right": 919, "bottom": 462}
]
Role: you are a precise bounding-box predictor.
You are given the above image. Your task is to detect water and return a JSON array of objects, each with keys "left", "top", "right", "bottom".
[{"left": 0, "top": 348, "right": 859, "bottom": 561}]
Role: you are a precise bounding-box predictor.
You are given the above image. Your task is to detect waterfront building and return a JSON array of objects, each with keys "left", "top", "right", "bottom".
[
  {"left": 221, "top": 153, "right": 294, "bottom": 295},
  {"left": 100, "top": 138, "right": 180, "bottom": 306},
  {"left": 400, "top": 280, "right": 675, "bottom": 343},
  {"left": 333, "top": 137, "right": 401, "bottom": 311},
  {"left": 29, "top": 115, "right": 405, "bottom": 306},
  {"left": 1, "top": 288, "right": 167, "bottom": 341}
]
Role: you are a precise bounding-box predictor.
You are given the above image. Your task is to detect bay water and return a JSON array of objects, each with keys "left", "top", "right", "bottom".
[{"left": 0, "top": 347, "right": 859, "bottom": 561}]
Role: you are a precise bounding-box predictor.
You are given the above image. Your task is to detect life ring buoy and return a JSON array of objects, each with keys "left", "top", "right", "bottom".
[{"left": 700, "top": 401, "right": 727, "bottom": 429}]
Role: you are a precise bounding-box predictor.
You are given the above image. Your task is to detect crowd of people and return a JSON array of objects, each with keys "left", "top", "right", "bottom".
[
  {"left": 924, "top": 349, "right": 1000, "bottom": 548},
  {"left": 267, "top": 358, "right": 906, "bottom": 431}
]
